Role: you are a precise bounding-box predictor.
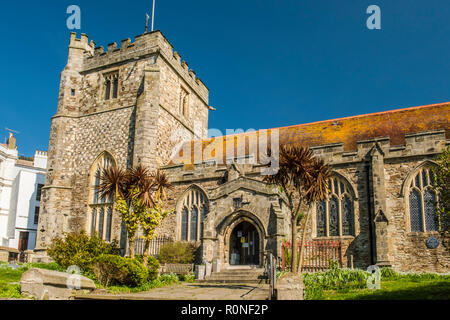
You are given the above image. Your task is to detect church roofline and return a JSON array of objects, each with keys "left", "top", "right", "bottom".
[{"left": 168, "top": 101, "right": 450, "bottom": 166}]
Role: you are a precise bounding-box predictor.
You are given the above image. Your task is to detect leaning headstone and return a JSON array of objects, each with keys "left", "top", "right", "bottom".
[{"left": 20, "top": 268, "right": 96, "bottom": 300}]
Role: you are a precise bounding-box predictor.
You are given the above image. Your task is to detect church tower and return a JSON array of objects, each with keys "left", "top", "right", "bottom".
[{"left": 35, "top": 31, "right": 211, "bottom": 256}]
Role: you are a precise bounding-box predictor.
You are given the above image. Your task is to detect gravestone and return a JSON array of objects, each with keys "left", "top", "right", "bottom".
[{"left": 20, "top": 268, "right": 96, "bottom": 300}]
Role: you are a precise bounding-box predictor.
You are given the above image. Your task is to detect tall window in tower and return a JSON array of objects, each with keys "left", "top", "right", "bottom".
[
  {"left": 89, "top": 152, "right": 116, "bottom": 241},
  {"left": 180, "top": 87, "right": 189, "bottom": 117},
  {"left": 104, "top": 72, "right": 119, "bottom": 100}
]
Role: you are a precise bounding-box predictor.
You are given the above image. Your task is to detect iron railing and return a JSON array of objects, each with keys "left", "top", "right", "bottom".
[
  {"left": 134, "top": 236, "right": 172, "bottom": 256},
  {"left": 265, "top": 252, "right": 277, "bottom": 300},
  {"left": 281, "top": 240, "right": 343, "bottom": 272}
]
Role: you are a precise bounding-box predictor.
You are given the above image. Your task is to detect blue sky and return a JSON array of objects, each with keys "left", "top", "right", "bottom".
[{"left": 0, "top": 0, "right": 449, "bottom": 157}]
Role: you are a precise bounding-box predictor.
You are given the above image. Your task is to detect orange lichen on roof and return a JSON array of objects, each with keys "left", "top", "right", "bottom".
[{"left": 169, "top": 102, "right": 450, "bottom": 165}]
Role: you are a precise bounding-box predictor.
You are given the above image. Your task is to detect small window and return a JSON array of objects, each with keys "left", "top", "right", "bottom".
[
  {"left": 71, "top": 89, "right": 76, "bottom": 96},
  {"left": 179, "top": 87, "right": 189, "bottom": 117},
  {"left": 34, "top": 206, "right": 40, "bottom": 225},
  {"left": 36, "top": 184, "right": 44, "bottom": 201},
  {"left": 233, "top": 198, "right": 243, "bottom": 209},
  {"left": 104, "top": 72, "right": 119, "bottom": 100}
]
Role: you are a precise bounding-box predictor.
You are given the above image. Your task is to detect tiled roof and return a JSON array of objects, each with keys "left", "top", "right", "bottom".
[{"left": 169, "top": 102, "right": 450, "bottom": 165}]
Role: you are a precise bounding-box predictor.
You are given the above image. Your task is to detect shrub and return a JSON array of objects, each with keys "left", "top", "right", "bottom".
[
  {"left": 93, "top": 254, "right": 149, "bottom": 287},
  {"left": 135, "top": 255, "right": 160, "bottom": 281},
  {"left": 47, "top": 232, "right": 120, "bottom": 273},
  {"left": 178, "top": 273, "right": 195, "bottom": 282},
  {"left": 302, "top": 263, "right": 370, "bottom": 300},
  {"left": 158, "top": 242, "right": 196, "bottom": 264},
  {"left": 380, "top": 267, "right": 398, "bottom": 279}
]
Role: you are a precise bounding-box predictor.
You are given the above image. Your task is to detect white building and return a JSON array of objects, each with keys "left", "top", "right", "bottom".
[{"left": 0, "top": 133, "right": 47, "bottom": 251}]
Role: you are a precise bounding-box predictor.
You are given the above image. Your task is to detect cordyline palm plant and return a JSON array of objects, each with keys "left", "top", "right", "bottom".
[
  {"left": 97, "top": 164, "right": 173, "bottom": 265},
  {"left": 264, "top": 145, "right": 331, "bottom": 274}
]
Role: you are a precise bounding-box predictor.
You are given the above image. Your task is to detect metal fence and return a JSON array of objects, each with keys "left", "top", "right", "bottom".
[
  {"left": 134, "top": 236, "right": 172, "bottom": 257},
  {"left": 281, "top": 240, "right": 343, "bottom": 272},
  {"left": 265, "top": 252, "right": 277, "bottom": 300}
]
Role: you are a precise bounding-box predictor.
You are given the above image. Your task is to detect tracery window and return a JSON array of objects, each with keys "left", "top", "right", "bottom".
[
  {"left": 316, "top": 175, "right": 355, "bottom": 237},
  {"left": 89, "top": 152, "right": 115, "bottom": 241},
  {"left": 179, "top": 187, "right": 209, "bottom": 241},
  {"left": 407, "top": 166, "right": 438, "bottom": 232}
]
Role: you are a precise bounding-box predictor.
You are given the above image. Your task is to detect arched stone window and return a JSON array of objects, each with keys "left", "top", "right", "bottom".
[
  {"left": 315, "top": 175, "right": 355, "bottom": 237},
  {"left": 407, "top": 166, "right": 438, "bottom": 232},
  {"left": 89, "top": 152, "right": 115, "bottom": 241},
  {"left": 179, "top": 187, "right": 209, "bottom": 241}
]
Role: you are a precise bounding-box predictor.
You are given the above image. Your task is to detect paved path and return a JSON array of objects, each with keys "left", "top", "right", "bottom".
[{"left": 76, "top": 282, "right": 269, "bottom": 300}]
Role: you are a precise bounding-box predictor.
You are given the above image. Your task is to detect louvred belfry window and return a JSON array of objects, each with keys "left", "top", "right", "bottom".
[
  {"left": 407, "top": 166, "right": 438, "bottom": 232},
  {"left": 179, "top": 187, "right": 209, "bottom": 241},
  {"left": 315, "top": 175, "right": 355, "bottom": 237}
]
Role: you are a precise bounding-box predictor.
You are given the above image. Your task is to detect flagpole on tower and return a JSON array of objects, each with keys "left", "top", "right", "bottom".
[{"left": 151, "top": 0, "right": 156, "bottom": 31}]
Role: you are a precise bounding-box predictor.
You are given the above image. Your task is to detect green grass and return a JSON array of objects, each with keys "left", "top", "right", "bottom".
[
  {"left": 322, "top": 278, "right": 450, "bottom": 300},
  {"left": 0, "top": 261, "right": 194, "bottom": 298},
  {"left": 0, "top": 265, "right": 24, "bottom": 299},
  {"left": 0, "top": 262, "right": 65, "bottom": 299},
  {"left": 302, "top": 266, "right": 450, "bottom": 300}
]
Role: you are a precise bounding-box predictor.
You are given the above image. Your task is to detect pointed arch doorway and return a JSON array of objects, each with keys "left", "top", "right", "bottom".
[{"left": 229, "top": 221, "right": 260, "bottom": 266}]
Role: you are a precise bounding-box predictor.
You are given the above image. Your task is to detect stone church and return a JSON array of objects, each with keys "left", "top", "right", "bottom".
[{"left": 35, "top": 30, "right": 450, "bottom": 273}]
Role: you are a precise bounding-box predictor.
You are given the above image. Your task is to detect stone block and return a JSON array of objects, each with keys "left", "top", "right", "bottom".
[
  {"left": 0, "top": 251, "right": 8, "bottom": 263},
  {"left": 205, "top": 262, "right": 212, "bottom": 277},
  {"left": 212, "top": 259, "right": 222, "bottom": 273},
  {"left": 20, "top": 268, "right": 96, "bottom": 300},
  {"left": 195, "top": 265, "right": 205, "bottom": 280},
  {"left": 275, "top": 273, "right": 304, "bottom": 300}
]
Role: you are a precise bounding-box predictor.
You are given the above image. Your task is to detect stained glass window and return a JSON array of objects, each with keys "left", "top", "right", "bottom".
[
  {"left": 316, "top": 200, "right": 326, "bottom": 237},
  {"left": 424, "top": 190, "right": 437, "bottom": 232},
  {"left": 329, "top": 197, "right": 339, "bottom": 236},
  {"left": 91, "top": 208, "right": 97, "bottom": 236},
  {"left": 98, "top": 208, "right": 105, "bottom": 238},
  {"left": 316, "top": 175, "right": 355, "bottom": 238},
  {"left": 409, "top": 189, "right": 423, "bottom": 232},
  {"left": 190, "top": 207, "right": 199, "bottom": 242},
  {"left": 181, "top": 207, "right": 189, "bottom": 241},
  {"left": 342, "top": 196, "right": 354, "bottom": 236},
  {"left": 105, "top": 208, "right": 113, "bottom": 242},
  {"left": 408, "top": 166, "right": 438, "bottom": 232}
]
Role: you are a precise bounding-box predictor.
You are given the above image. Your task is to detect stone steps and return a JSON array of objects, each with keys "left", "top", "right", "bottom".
[{"left": 198, "top": 268, "right": 267, "bottom": 284}]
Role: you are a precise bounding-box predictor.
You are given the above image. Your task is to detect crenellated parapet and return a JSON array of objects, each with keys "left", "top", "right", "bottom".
[
  {"left": 69, "top": 30, "right": 209, "bottom": 103},
  {"left": 310, "top": 129, "right": 448, "bottom": 165}
]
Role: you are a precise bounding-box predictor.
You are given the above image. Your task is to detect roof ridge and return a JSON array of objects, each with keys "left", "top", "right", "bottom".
[{"left": 262, "top": 101, "right": 450, "bottom": 133}]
